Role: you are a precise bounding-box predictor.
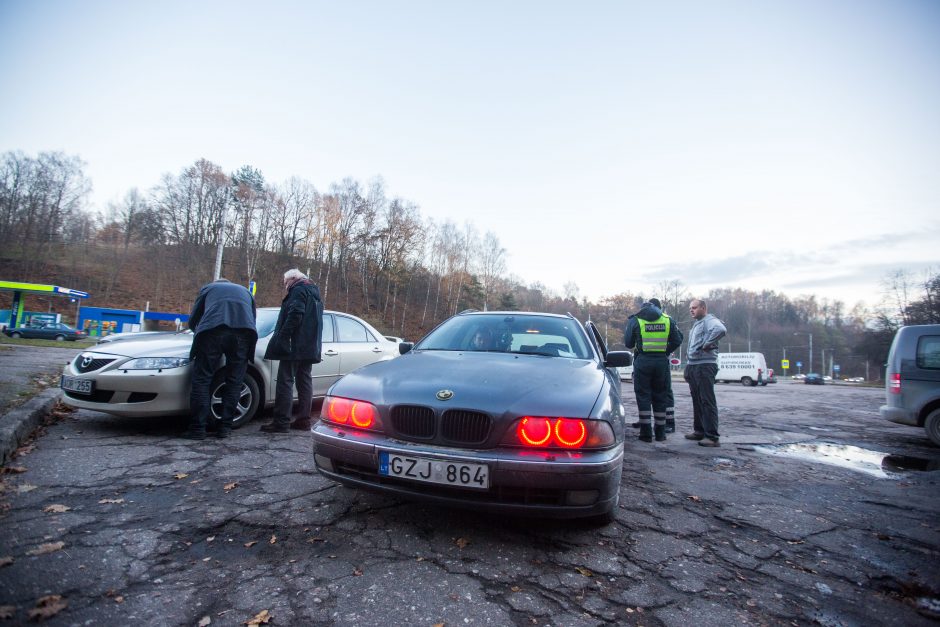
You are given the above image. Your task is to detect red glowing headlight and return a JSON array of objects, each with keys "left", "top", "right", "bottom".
[
  {"left": 518, "top": 417, "right": 552, "bottom": 446},
  {"left": 507, "top": 416, "right": 611, "bottom": 449},
  {"left": 322, "top": 396, "right": 381, "bottom": 431},
  {"left": 554, "top": 418, "right": 587, "bottom": 448}
]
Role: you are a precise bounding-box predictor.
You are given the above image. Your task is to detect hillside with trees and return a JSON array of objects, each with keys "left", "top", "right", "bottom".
[{"left": 2, "top": 150, "right": 938, "bottom": 380}]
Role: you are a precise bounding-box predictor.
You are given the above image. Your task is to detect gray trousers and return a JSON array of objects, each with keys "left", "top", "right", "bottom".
[
  {"left": 272, "top": 359, "right": 314, "bottom": 426},
  {"left": 685, "top": 363, "right": 720, "bottom": 440}
]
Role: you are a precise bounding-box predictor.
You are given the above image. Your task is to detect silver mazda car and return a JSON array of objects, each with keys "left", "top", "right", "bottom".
[
  {"left": 61, "top": 308, "right": 400, "bottom": 428},
  {"left": 312, "top": 311, "right": 632, "bottom": 521}
]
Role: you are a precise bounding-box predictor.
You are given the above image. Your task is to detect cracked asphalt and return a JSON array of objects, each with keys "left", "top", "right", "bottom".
[{"left": 1, "top": 348, "right": 938, "bottom": 626}]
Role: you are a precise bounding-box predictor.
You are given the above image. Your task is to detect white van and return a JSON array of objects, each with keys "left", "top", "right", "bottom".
[{"left": 716, "top": 352, "right": 771, "bottom": 386}]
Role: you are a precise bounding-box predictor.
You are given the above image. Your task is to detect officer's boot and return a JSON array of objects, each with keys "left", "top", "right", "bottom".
[
  {"left": 638, "top": 418, "right": 653, "bottom": 442},
  {"left": 665, "top": 410, "right": 676, "bottom": 434},
  {"left": 631, "top": 421, "right": 641, "bottom": 428},
  {"left": 654, "top": 424, "right": 666, "bottom": 442},
  {"left": 654, "top": 413, "right": 667, "bottom": 441}
]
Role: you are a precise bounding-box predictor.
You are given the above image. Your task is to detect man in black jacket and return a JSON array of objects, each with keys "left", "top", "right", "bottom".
[
  {"left": 260, "top": 269, "right": 324, "bottom": 433},
  {"left": 185, "top": 278, "right": 257, "bottom": 440}
]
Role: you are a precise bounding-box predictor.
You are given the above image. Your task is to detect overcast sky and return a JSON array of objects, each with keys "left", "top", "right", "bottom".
[{"left": 2, "top": 0, "right": 938, "bottom": 308}]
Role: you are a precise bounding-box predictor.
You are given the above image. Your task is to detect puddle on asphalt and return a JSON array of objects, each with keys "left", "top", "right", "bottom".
[{"left": 755, "top": 442, "right": 940, "bottom": 478}]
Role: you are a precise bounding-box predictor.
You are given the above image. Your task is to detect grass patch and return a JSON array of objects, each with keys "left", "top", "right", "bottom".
[{"left": 0, "top": 336, "right": 96, "bottom": 349}]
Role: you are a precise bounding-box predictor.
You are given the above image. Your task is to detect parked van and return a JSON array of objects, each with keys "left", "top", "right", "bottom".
[
  {"left": 716, "top": 352, "right": 772, "bottom": 386},
  {"left": 879, "top": 324, "right": 940, "bottom": 446}
]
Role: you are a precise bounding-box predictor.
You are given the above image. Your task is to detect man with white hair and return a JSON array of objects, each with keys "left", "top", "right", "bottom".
[{"left": 260, "top": 269, "right": 324, "bottom": 433}]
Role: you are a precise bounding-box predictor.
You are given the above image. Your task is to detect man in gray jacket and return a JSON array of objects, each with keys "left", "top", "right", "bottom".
[{"left": 683, "top": 299, "right": 727, "bottom": 447}]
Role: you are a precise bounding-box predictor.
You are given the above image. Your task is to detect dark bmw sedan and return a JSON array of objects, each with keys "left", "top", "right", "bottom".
[{"left": 312, "top": 311, "right": 632, "bottom": 521}]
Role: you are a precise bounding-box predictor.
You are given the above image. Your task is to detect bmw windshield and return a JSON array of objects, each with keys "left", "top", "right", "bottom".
[{"left": 415, "top": 313, "right": 592, "bottom": 359}]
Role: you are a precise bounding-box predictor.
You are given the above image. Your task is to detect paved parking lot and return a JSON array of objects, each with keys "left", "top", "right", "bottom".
[{"left": 0, "top": 348, "right": 938, "bottom": 625}]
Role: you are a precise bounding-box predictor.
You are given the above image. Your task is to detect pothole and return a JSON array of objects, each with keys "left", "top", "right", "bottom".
[{"left": 754, "top": 442, "right": 940, "bottom": 478}]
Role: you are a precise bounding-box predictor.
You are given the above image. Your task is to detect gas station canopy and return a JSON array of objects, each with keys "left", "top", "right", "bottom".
[{"left": 1, "top": 280, "right": 90, "bottom": 328}]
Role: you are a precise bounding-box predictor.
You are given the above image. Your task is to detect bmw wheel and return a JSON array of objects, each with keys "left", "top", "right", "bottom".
[
  {"left": 209, "top": 373, "right": 261, "bottom": 429},
  {"left": 925, "top": 408, "right": 940, "bottom": 447}
]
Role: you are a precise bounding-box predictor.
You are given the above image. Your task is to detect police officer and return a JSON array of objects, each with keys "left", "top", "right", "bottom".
[{"left": 624, "top": 299, "right": 683, "bottom": 442}]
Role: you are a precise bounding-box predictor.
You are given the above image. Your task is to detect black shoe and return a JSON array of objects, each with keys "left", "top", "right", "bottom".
[
  {"left": 260, "top": 423, "right": 289, "bottom": 433},
  {"left": 665, "top": 420, "right": 676, "bottom": 434},
  {"left": 654, "top": 428, "right": 666, "bottom": 442},
  {"left": 684, "top": 432, "right": 704, "bottom": 441},
  {"left": 630, "top": 421, "right": 641, "bottom": 428},
  {"left": 290, "top": 420, "right": 312, "bottom": 430},
  {"left": 638, "top": 435, "right": 653, "bottom": 443},
  {"left": 215, "top": 429, "right": 231, "bottom": 439},
  {"left": 698, "top": 439, "right": 721, "bottom": 447},
  {"left": 181, "top": 429, "right": 206, "bottom": 440}
]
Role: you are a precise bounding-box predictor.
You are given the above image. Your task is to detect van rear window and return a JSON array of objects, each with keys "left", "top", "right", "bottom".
[{"left": 916, "top": 336, "right": 940, "bottom": 369}]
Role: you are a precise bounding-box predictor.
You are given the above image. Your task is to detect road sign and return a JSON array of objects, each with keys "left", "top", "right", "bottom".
[
  {"left": 669, "top": 358, "right": 680, "bottom": 366},
  {"left": 782, "top": 359, "right": 790, "bottom": 369},
  {"left": 834, "top": 364, "right": 840, "bottom": 372},
  {"left": 796, "top": 361, "right": 803, "bottom": 368}
]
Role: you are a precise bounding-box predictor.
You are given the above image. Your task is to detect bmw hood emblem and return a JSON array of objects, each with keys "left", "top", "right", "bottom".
[{"left": 436, "top": 389, "right": 454, "bottom": 401}]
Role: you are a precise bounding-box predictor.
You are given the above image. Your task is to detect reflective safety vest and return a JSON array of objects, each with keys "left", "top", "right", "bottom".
[{"left": 639, "top": 314, "right": 671, "bottom": 352}]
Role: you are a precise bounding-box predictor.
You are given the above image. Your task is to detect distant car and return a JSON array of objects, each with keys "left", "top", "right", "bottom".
[
  {"left": 61, "top": 308, "right": 400, "bottom": 428},
  {"left": 804, "top": 373, "right": 824, "bottom": 385},
  {"left": 313, "top": 310, "right": 633, "bottom": 521},
  {"left": 823, "top": 375, "right": 833, "bottom": 382},
  {"left": 846, "top": 377, "right": 865, "bottom": 383},
  {"left": 792, "top": 374, "right": 806, "bottom": 380},
  {"left": 3, "top": 322, "right": 86, "bottom": 341},
  {"left": 879, "top": 324, "right": 940, "bottom": 446}
]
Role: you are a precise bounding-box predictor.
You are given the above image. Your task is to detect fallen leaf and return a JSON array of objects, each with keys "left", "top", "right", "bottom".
[
  {"left": 2, "top": 466, "right": 27, "bottom": 474},
  {"left": 174, "top": 473, "right": 189, "bottom": 480},
  {"left": 27, "top": 595, "right": 67, "bottom": 621},
  {"left": 245, "top": 609, "right": 271, "bottom": 625},
  {"left": 687, "top": 495, "right": 702, "bottom": 502},
  {"left": 224, "top": 482, "right": 239, "bottom": 492},
  {"left": 433, "top": 623, "right": 444, "bottom": 627},
  {"left": 625, "top": 608, "right": 635, "bottom": 614},
  {"left": 510, "top": 586, "right": 522, "bottom": 592},
  {"left": 114, "top": 596, "right": 124, "bottom": 604},
  {"left": 16, "top": 483, "right": 37, "bottom": 493},
  {"left": 353, "top": 568, "right": 363, "bottom": 576},
  {"left": 454, "top": 537, "right": 469, "bottom": 549},
  {"left": 244, "top": 541, "right": 258, "bottom": 548},
  {"left": 198, "top": 616, "right": 211, "bottom": 626},
  {"left": 98, "top": 498, "right": 124, "bottom": 504},
  {"left": 27, "top": 542, "right": 65, "bottom": 556},
  {"left": 0, "top": 556, "right": 13, "bottom": 567},
  {"left": 43, "top": 504, "right": 71, "bottom": 514},
  {"left": 189, "top": 479, "right": 201, "bottom": 484},
  {"left": 575, "top": 566, "right": 594, "bottom": 577},
  {"left": 269, "top": 535, "right": 277, "bottom": 545},
  {"left": 0, "top": 606, "right": 15, "bottom": 619},
  {"left": 306, "top": 537, "right": 324, "bottom": 543},
  {"left": 207, "top": 536, "right": 215, "bottom": 543}
]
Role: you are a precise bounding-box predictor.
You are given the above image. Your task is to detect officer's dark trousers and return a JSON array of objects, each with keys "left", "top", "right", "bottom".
[
  {"left": 664, "top": 369, "right": 675, "bottom": 432},
  {"left": 685, "top": 362, "right": 720, "bottom": 440},
  {"left": 633, "top": 354, "right": 669, "bottom": 440},
  {"left": 189, "top": 328, "right": 253, "bottom": 433}
]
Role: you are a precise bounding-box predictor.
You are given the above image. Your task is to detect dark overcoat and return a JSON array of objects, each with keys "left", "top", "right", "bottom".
[{"left": 263, "top": 281, "right": 323, "bottom": 362}]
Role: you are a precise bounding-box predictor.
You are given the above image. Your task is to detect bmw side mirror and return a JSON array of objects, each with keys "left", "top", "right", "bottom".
[
  {"left": 399, "top": 342, "right": 414, "bottom": 355},
  {"left": 606, "top": 351, "right": 632, "bottom": 368}
]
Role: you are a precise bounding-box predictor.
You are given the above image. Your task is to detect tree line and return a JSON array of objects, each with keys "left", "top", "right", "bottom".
[{"left": 2, "top": 150, "right": 937, "bottom": 379}]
